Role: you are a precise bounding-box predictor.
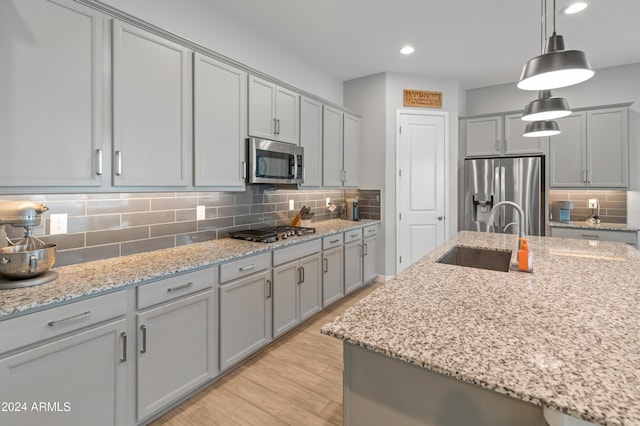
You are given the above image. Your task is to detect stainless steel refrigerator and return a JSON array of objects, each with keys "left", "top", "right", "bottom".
[{"left": 463, "top": 156, "right": 544, "bottom": 236}]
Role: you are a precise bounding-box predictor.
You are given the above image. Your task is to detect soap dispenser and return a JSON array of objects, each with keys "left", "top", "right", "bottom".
[{"left": 518, "top": 238, "right": 533, "bottom": 272}]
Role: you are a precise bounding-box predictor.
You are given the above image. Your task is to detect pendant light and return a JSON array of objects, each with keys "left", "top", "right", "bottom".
[
  {"left": 518, "top": 0, "right": 594, "bottom": 91},
  {"left": 521, "top": 90, "right": 571, "bottom": 121},
  {"left": 523, "top": 120, "right": 561, "bottom": 137}
]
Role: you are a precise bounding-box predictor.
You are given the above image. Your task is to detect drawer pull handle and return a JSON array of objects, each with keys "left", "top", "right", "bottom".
[
  {"left": 351, "top": 233, "right": 359, "bottom": 238},
  {"left": 329, "top": 239, "right": 340, "bottom": 244},
  {"left": 167, "top": 282, "right": 193, "bottom": 293},
  {"left": 140, "top": 325, "right": 147, "bottom": 354},
  {"left": 239, "top": 264, "right": 256, "bottom": 271},
  {"left": 582, "top": 234, "right": 600, "bottom": 239},
  {"left": 120, "top": 332, "right": 127, "bottom": 363},
  {"left": 47, "top": 311, "right": 91, "bottom": 327}
]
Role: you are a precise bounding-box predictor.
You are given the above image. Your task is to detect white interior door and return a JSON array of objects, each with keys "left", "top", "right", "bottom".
[{"left": 397, "top": 112, "right": 447, "bottom": 273}]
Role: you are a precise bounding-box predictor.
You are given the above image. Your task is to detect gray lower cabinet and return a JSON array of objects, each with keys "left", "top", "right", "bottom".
[
  {"left": 272, "top": 253, "right": 322, "bottom": 338},
  {"left": 323, "top": 246, "right": 344, "bottom": 307},
  {"left": 136, "top": 290, "right": 216, "bottom": 422},
  {"left": 344, "top": 239, "right": 364, "bottom": 294},
  {"left": 219, "top": 270, "right": 272, "bottom": 371},
  {"left": 0, "top": 292, "right": 128, "bottom": 426},
  {"left": 363, "top": 224, "right": 379, "bottom": 284}
]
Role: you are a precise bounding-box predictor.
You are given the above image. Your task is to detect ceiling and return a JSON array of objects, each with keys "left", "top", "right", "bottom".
[{"left": 204, "top": 0, "right": 640, "bottom": 90}]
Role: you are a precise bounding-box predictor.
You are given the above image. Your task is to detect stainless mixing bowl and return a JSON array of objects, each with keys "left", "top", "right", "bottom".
[{"left": 0, "top": 244, "right": 57, "bottom": 279}]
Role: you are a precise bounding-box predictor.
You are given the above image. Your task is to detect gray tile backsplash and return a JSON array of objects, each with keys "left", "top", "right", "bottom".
[
  {"left": 549, "top": 190, "right": 627, "bottom": 223},
  {"left": 1, "top": 187, "right": 380, "bottom": 267}
]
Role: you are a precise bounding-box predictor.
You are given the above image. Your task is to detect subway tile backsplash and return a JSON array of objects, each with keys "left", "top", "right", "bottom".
[
  {"left": 548, "top": 190, "right": 627, "bottom": 223},
  {"left": 1, "top": 187, "right": 380, "bottom": 267}
]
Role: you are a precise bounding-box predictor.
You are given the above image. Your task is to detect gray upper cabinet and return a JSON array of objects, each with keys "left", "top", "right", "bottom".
[
  {"left": 112, "top": 21, "right": 192, "bottom": 187},
  {"left": 503, "top": 114, "right": 545, "bottom": 155},
  {"left": 299, "top": 96, "right": 323, "bottom": 187},
  {"left": 322, "top": 105, "right": 344, "bottom": 187},
  {"left": 248, "top": 75, "right": 299, "bottom": 144},
  {"left": 194, "top": 53, "right": 247, "bottom": 188},
  {"left": 323, "top": 107, "right": 361, "bottom": 187},
  {"left": 343, "top": 113, "right": 361, "bottom": 187},
  {"left": 463, "top": 114, "right": 544, "bottom": 157},
  {"left": 550, "top": 107, "right": 628, "bottom": 188},
  {"left": 0, "top": 0, "right": 106, "bottom": 187}
]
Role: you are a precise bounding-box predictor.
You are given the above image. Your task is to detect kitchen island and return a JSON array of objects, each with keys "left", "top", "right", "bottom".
[{"left": 321, "top": 231, "right": 640, "bottom": 426}]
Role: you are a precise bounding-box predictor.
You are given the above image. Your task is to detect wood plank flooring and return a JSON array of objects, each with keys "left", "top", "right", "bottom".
[{"left": 151, "top": 282, "right": 381, "bottom": 426}]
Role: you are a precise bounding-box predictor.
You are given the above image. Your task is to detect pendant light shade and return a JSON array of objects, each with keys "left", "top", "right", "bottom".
[
  {"left": 523, "top": 120, "right": 561, "bottom": 137},
  {"left": 522, "top": 90, "right": 571, "bottom": 121},
  {"left": 518, "top": 28, "right": 594, "bottom": 91}
]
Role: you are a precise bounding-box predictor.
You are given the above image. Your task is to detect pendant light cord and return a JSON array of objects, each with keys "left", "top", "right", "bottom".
[{"left": 553, "top": 0, "right": 557, "bottom": 34}]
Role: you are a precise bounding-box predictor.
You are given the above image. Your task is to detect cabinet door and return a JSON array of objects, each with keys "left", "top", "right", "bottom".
[
  {"left": 219, "top": 271, "right": 272, "bottom": 370},
  {"left": 299, "top": 254, "right": 322, "bottom": 321},
  {"left": 323, "top": 106, "right": 344, "bottom": 187},
  {"left": 273, "top": 262, "right": 299, "bottom": 338},
  {"left": 275, "top": 86, "right": 300, "bottom": 144},
  {"left": 343, "top": 113, "right": 361, "bottom": 187},
  {"left": 549, "top": 113, "right": 587, "bottom": 188},
  {"left": 0, "top": 319, "right": 127, "bottom": 426},
  {"left": 0, "top": 0, "right": 105, "bottom": 187},
  {"left": 363, "top": 235, "right": 378, "bottom": 284},
  {"left": 136, "top": 291, "right": 215, "bottom": 421},
  {"left": 587, "top": 108, "right": 628, "bottom": 188},
  {"left": 344, "top": 240, "right": 363, "bottom": 295},
  {"left": 323, "top": 246, "right": 344, "bottom": 307},
  {"left": 248, "top": 75, "right": 276, "bottom": 140},
  {"left": 194, "top": 53, "right": 247, "bottom": 188},
  {"left": 465, "top": 116, "right": 502, "bottom": 157},
  {"left": 504, "top": 114, "right": 545, "bottom": 155},
  {"left": 112, "top": 21, "right": 192, "bottom": 186},
  {"left": 300, "top": 97, "right": 323, "bottom": 187}
]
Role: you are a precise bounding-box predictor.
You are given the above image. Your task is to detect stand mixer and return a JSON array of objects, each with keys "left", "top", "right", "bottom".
[{"left": 0, "top": 201, "right": 58, "bottom": 288}]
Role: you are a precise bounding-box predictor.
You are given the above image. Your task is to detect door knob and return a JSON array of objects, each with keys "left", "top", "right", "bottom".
[{"left": 437, "top": 216, "right": 444, "bottom": 221}]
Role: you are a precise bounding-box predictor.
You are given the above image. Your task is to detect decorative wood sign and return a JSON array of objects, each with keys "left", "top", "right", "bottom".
[{"left": 403, "top": 89, "right": 442, "bottom": 108}]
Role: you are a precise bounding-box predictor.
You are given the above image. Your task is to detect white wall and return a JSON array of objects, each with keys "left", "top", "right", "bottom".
[
  {"left": 345, "top": 72, "right": 461, "bottom": 278},
  {"left": 465, "top": 63, "right": 640, "bottom": 227},
  {"left": 98, "top": 0, "right": 343, "bottom": 104}
]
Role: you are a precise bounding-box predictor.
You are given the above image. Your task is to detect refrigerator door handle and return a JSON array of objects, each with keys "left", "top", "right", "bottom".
[
  {"left": 493, "top": 166, "right": 501, "bottom": 230},
  {"left": 500, "top": 166, "right": 506, "bottom": 228}
]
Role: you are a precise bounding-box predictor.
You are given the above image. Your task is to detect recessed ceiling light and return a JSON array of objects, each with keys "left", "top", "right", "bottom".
[
  {"left": 563, "top": 1, "right": 588, "bottom": 14},
  {"left": 400, "top": 46, "right": 415, "bottom": 55}
]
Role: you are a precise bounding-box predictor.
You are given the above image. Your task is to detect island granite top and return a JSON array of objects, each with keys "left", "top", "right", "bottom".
[
  {"left": 321, "top": 230, "right": 640, "bottom": 426},
  {"left": 0, "top": 219, "right": 378, "bottom": 319}
]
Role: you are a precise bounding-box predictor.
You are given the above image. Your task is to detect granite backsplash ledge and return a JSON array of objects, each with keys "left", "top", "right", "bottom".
[{"left": 0, "top": 187, "right": 380, "bottom": 267}]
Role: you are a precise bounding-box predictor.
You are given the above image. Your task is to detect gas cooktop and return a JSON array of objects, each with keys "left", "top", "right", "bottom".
[{"left": 229, "top": 226, "right": 316, "bottom": 243}]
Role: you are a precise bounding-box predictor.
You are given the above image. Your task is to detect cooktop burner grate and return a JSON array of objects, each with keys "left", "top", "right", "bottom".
[{"left": 229, "top": 225, "right": 316, "bottom": 243}]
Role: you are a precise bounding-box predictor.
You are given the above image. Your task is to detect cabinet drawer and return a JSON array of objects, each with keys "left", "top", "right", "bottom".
[
  {"left": 551, "top": 227, "right": 637, "bottom": 245},
  {"left": 137, "top": 267, "right": 216, "bottom": 310},
  {"left": 363, "top": 224, "right": 379, "bottom": 238},
  {"left": 322, "top": 233, "right": 343, "bottom": 250},
  {"left": 220, "top": 252, "right": 270, "bottom": 284},
  {"left": 344, "top": 228, "right": 363, "bottom": 244},
  {"left": 0, "top": 290, "right": 126, "bottom": 355},
  {"left": 273, "top": 239, "right": 322, "bottom": 266}
]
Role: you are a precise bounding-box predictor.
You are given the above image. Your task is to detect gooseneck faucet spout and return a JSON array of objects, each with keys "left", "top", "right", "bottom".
[{"left": 488, "top": 201, "right": 526, "bottom": 239}]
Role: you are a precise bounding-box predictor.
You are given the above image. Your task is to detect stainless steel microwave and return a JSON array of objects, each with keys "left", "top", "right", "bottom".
[{"left": 247, "top": 138, "right": 303, "bottom": 184}]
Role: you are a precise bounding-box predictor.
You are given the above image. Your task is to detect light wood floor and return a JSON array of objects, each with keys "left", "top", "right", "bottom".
[{"left": 151, "top": 282, "right": 381, "bottom": 426}]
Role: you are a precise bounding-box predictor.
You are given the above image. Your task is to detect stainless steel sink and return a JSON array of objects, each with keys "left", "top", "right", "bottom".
[{"left": 437, "top": 245, "right": 513, "bottom": 272}]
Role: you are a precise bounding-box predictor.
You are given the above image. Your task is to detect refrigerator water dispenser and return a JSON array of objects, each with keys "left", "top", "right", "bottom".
[{"left": 472, "top": 193, "right": 494, "bottom": 223}]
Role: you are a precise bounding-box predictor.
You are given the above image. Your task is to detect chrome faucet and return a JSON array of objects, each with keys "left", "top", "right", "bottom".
[{"left": 488, "top": 201, "right": 526, "bottom": 239}]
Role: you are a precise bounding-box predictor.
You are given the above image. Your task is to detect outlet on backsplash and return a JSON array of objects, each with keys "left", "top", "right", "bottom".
[{"left": 588, "top": 198, "right": 598, "bottom": 209}]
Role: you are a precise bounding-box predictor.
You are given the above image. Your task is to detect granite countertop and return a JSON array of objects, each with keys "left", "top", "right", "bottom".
[
  {"left": 549, "top": 221, "right": 640, "bottom": 232},
  {"left": 0, "top": 219, "right": 378, "bottom": 320},
  {"left": 321, "top": 230, "right": 640, "bottom": 426}
]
